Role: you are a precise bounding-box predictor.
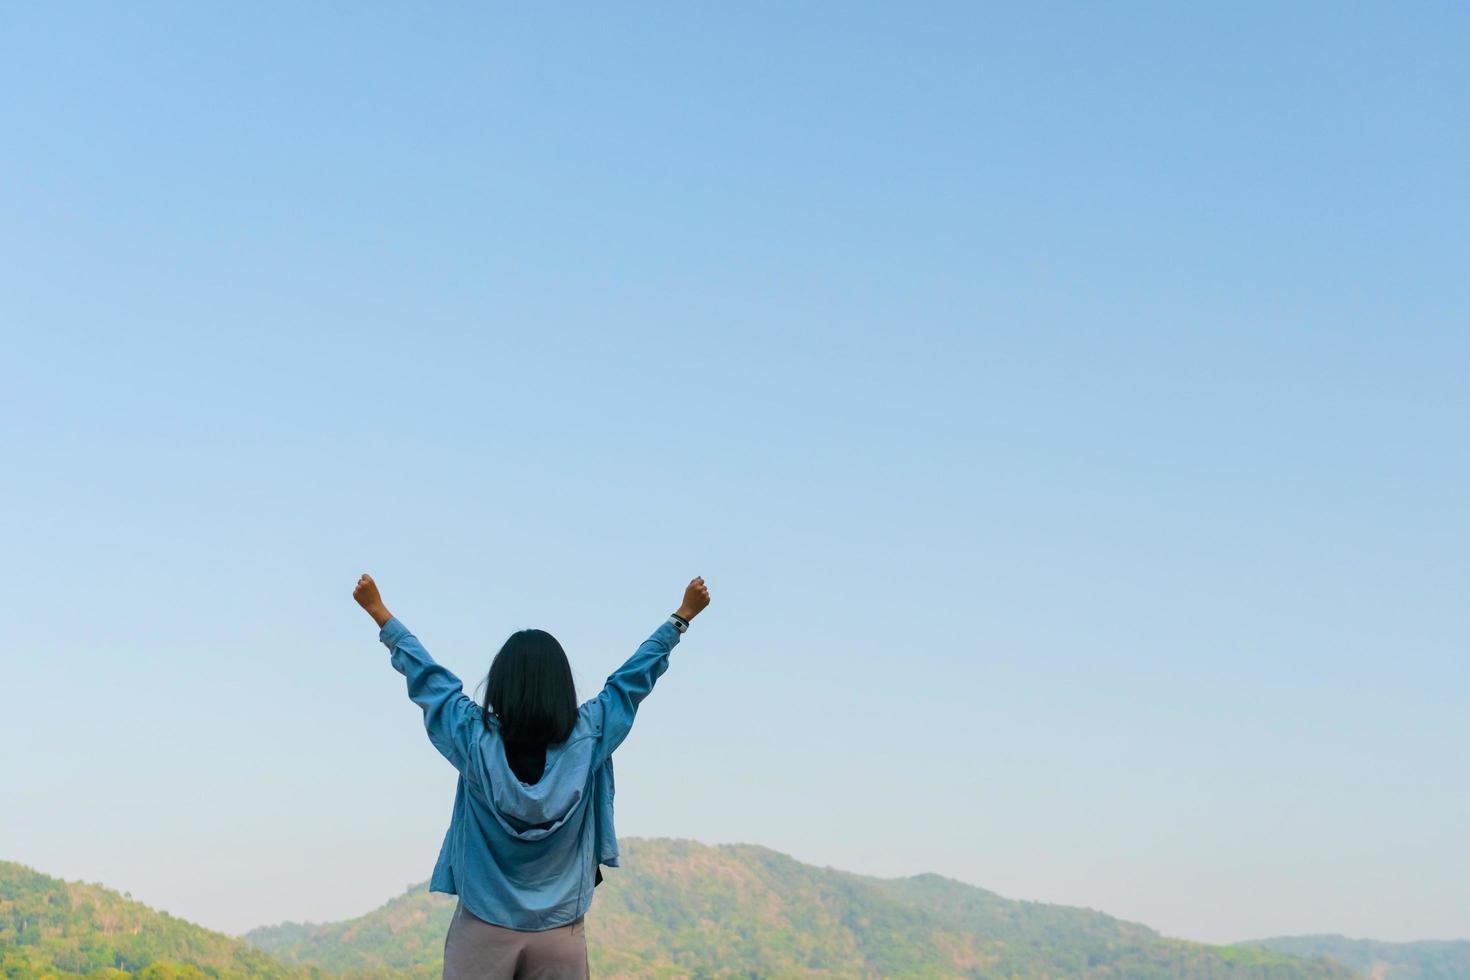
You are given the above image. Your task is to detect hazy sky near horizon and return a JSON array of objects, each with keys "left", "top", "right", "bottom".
[{"left": 3, "top": 1, "right": 1467, "bottom": 946}]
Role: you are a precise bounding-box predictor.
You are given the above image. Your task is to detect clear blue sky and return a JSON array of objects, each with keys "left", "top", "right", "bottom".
[{"left": 3, "top": 1, "right": 1466, "bottom": 946}]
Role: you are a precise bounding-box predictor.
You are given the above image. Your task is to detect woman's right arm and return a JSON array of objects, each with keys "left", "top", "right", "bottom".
[
  {"left": 353, "top": 573, "right": 485, "bottom": 775},
  {"left": 594, "top": 576, "right": 710, "bottom": 761}
]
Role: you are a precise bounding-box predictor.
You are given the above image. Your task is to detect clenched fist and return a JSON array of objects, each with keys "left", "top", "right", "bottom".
[
  {"left": 353, "top": 573, "right": 394, "bottom": 627},
  {"left": 675, "top": 576, "right": 711, "bottom": 621}
]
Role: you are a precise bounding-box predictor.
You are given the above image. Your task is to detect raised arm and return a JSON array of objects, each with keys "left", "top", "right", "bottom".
[
  {"left": 592, "top": 576, "right": 710, "bottom": 764},
  {"left": 354, "top": 573, "right": 485, "bottom": 775}
]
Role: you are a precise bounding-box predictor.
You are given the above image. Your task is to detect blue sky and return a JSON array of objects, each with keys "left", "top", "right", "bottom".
[{"left": 2, "top": 1, "right": 1466, "bottom": 946}]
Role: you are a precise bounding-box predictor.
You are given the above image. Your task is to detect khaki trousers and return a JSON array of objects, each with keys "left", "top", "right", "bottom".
[{"left": 442, "top": 899, "right": 589, "bottom": 980}]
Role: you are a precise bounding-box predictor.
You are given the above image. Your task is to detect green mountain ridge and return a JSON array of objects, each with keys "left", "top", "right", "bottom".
[
  {"left": 1248, "top": 935, "right": 1470, "bottom": 980},
  {"left": 0, "top": 860, "right": 315, "bottom": 980},
  {"left": 241, "top": 837, "right": 1357, "bottom": 979},
  {"left": 9, "top": 840, "right": 1456, "bottom": 979}
]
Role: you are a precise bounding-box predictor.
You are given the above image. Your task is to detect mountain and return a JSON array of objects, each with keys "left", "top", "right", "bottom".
[
  {"left": 1247, "top": 936, "right": 1470, "bottom": 980},
  {"left": 12, "top": 841, "right": 1429, "bottom": 979},
  {"left": 244, "top": 837, "right": 1358, "bottom": 979},
  {"left": 0, "top": 860, "right": 314, "bottom": 979}
]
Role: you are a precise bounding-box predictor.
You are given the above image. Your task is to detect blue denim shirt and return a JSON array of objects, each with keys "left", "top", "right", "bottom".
[{"left": 378, "top": 615, "right": 681, "bottom": 931}]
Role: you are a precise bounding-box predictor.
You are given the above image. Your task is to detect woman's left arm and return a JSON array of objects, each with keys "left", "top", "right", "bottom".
[{"left": 354, "top": 574, "right": 484, "bottom": 772}]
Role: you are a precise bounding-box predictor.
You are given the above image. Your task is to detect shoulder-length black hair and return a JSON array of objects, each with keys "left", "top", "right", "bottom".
[{"left": 481, "top": 629, "right": 577, "bottom": 785}]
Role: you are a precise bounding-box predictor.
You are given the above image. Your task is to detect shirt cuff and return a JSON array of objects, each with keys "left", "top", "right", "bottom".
[{"left": 379, "top": 616, "right": 410, "bottom": 647}]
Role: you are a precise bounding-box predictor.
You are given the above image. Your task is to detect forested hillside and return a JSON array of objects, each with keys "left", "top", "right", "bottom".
[
  {"left": 245, "top": 838, "right": 1358, "bottom": 979},
  {"left": 1248, "top": 935, "right": 1470, "bottom": 980},
  {"left": 10, "top": 842, "right": 1420, "bottom": 979},
  {"left": 0, "top": 861, "right": 313, "bottom": 979}
]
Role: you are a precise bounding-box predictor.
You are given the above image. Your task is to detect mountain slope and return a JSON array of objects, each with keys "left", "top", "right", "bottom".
[
  {"left": 1248, "top": 935, "right": 1470, "bottom": 980},
  {"left": 0, "top": 860, "right": 314, "bottom": 979},
  {"left": 245, "top": 837, "right": 1359, "bottom": 979}
]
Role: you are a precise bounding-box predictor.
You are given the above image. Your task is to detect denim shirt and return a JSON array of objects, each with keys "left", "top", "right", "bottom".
[{"left": 378, "top": 615, "right": 682, "bottom": 931}]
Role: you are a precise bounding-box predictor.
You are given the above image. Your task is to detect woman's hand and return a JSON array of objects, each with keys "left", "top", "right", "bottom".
[
  {"left": 675, "top": 575, "right": 711, "bottom": 622},
  {"left": 354, "top": 573, "right": 394, "bottom": 628}
]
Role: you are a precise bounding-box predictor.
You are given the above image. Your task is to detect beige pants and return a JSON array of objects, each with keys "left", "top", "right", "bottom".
[{"left": 442, "top": 899, "right": 589, "bottom": 980}]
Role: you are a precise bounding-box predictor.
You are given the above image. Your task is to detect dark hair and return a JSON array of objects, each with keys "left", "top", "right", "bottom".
[{"left": 481, "top": 629, "right": 577, "bottom": 785}]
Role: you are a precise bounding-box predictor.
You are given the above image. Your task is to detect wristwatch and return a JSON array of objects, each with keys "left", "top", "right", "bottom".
[{"left": 668, "top": 613, "right": 689, "bottom": 633}]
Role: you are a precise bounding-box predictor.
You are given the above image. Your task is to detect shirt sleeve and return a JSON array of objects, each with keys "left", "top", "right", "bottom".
[
  {"left": 593, "top": 619, "right": 682, "bottom": 765},
  {"left": 379, "top": 616, "right": 484, "bottom": 774}
]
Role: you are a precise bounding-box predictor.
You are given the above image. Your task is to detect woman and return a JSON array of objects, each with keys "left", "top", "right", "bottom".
[{"left": 351, "top": 572, "right": 711, "bottom": 980}]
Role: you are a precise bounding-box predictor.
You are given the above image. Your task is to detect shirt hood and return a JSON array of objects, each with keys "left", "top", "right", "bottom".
[{"left": 480, "top": 728, "right": 599, "bottom": 841}]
